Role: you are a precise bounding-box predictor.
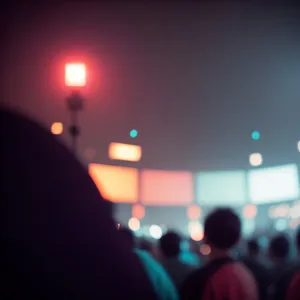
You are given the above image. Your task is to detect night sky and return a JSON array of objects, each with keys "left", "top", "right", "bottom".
[{"left": 2, "top": 3, "right": 300, "bottom": 171}]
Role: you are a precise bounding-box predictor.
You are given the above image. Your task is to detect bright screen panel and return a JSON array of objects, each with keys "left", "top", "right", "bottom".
[
  {"left": 89, "top": 164, "right": 138, "bottom": 203},
  {"left": 108, "top": 142, "right": 142, "bottom": 162},
  {"left": 248, "top": 164, "right": 299, "bottom": 204},
  {"left": 140, "top": 170, "right": 193, "bottom": 206},
  {"left": 196, "top": 170, "right": 247, "bottom": 206}
]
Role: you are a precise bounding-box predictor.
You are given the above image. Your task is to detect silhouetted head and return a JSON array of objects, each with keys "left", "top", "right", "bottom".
[
  {"left": 159, "top": 231, "right": 181, "bottom": 259},
  {"left": 247, "top": 239, "right": 260, "bottom": 257},
  {"left": 269, "top": 235, "right": 290, "bottom": 262},
  {"left": 118, "top": 227, "right": 135, "bottom": 249},
  {"left": 0, "top": 108, "right": 156, "bottom": 299},
  {"left": 204, "top": 208, "right": 241, "bottom": 251}
]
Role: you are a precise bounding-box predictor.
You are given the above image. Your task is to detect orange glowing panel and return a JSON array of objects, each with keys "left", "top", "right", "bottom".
[
  {"left": 140, "top": 170, "right": 193, "bottom": 206},
  {"left": 108, "top": 142, "right": 142, "bottom": 162},
  {"left": 89, "top": 164, "right": 138, "bottom": 203},
  {"left": 65, "top": 63, "right": 86, "bottom": 87}
]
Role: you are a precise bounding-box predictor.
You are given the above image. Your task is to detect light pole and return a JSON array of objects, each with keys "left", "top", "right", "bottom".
[{"left": 64, "top": 63, "right": 86, "bottom": 154}]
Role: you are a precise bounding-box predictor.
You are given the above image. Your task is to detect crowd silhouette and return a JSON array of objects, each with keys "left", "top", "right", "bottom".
[{"left": 1, "top": 107, "right": 300, "bottom": 299}]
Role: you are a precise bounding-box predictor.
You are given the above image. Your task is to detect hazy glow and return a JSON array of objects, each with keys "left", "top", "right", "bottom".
[
  {"left": 200, "top": 244, "right": 211, "bottom": 255},
  {"left": 290, "top": 201, "right": 300, "bottom": 219},
  {"left": 132, "top": 204, "right": 146, "bottom": 220},
  {"left": 140, "top": 170, "right": 193, "bottom": 205},
  {"left": 269, "top": 204, "right": 290, "bottom": 218},
  {"left": 84, "top": 147, "right": 96, "bottom": 160},
  {"left": 108, "top": 142, "right": 142, "bottom": 162},
  {"left": 298, "top": 141, "right": 300, "bottom": 152},
  {"left": 242, "top": 219, "right": 255, "bottom": 236},
  {"left": 191, "top": 231, "right": 204, "bottom": 241},
  {"left": 275, "top": 219, "right": 287, "bottom": 232},
  {"left": 243, "top": 204, "right": 257, "bottom": 219},
  {"left": 89, "top": 164, "right": 138, "bottom": 203},
  {"left": 187, "top": 205, "right": 201, "bottom": 220},
  {"left": 128, "top": 218, "right": 140, "bottom": 231},
  {"left": 188, "top": 221, "right": 204, "bottom": 241},
  {"left": 195, "top": 170, "right": 247, "bottom": 206},
  {"left": 149, "top": 225, "right": 162, "bottom": 239},
  {"left": 249, "top": 153, "right": 263, "bottom": 167},
  {"left": 51, "top": 122, "right": 63, "bottom": 135},
  {"left": 248, "top": 164, "right": 299, "bottom": 204},
  {"left": 65, "top": 63, "right": 86, "bottom": 87},
  {"left": 289, "top": 219, "right": 300, "bottom": 229}
]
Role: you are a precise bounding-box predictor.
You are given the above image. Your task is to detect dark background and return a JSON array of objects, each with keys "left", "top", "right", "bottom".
[{"left": 2, "top": 2, "right": 300, "bottom": 171}]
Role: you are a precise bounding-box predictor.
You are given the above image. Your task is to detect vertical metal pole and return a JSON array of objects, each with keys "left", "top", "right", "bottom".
[
  {"left": 67, "top": 91, "right": 83, "bottom": 156},
  {"left": 70, "top": 110, "right": 79, "bottom": 155}
]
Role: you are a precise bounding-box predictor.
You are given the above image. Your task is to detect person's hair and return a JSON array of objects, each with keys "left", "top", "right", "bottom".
[
  {"left": 296, "top": 227, "right": 300, "bottom": 251},
  {"left": 159, "top": 231, "right": 181, "bottom": 258},
  {"left": 247, "top": 239, "right": 260, "bottom": 255},
  {"left": 118, "top": 227, "right": 135, "bottom": 249},
  {"left": 204, "top": 208, "right": 241, "bottom": 250},
  {"left": 269, "top": 235, "right": 290, "bottom": 259}
]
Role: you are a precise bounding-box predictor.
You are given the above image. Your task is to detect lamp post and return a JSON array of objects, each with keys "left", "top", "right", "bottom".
[{"left": 64, "top": 63, "right": 86, "bottom": 154}]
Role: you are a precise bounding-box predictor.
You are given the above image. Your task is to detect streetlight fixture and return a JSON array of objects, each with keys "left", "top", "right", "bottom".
[{"left": 64, "top": 62, "right": 86, "bottom": 154}]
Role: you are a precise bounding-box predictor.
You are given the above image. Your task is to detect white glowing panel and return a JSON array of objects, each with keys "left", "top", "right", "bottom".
[
  {"left": 195, "top": 170, "right": 247, "bottom": 206},
  {"left": 248, "top": 164, "right": 299, "bottom": 204}
]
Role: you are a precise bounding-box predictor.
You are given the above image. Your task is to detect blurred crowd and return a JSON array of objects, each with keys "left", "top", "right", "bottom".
[
  {"left": 1, "top": 108, "right": 300, "bottom": 300},
  {"left": 119, "top": 210, "right": 300, "bottom": 300}
]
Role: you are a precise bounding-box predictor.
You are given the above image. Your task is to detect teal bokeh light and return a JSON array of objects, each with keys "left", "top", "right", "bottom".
[
  {"left": 251, "top": 131, "right": 260, "bottom": 140},
  {"left": 129, "top": 129, "right": 138, "bottom": 138}
]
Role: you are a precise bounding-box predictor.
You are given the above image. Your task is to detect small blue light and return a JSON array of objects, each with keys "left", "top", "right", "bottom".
[
  {"left": 129, "top": 129, "right": 138, "bottom": 138},
  {"left": 251, "top": 131, "right": 260, "bottom": 140}
]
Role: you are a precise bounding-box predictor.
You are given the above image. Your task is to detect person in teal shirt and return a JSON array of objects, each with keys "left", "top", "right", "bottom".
[{"left": 119, "top": 228, "right": 178, "bottom": 300}]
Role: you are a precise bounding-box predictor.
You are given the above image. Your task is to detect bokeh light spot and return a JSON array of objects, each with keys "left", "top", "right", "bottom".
[
  {"left": 51, "top": 122, "right": 63, "bottom": 135},
  {"left": 130, "top": 129, "right": 138, "bottom": 138},
  {"left": 251, "top": 131, "right": 260, "bottom": 140}
]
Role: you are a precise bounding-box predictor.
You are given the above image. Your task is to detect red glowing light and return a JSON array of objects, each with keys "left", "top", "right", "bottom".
[{"left": 65, "top": 63, "right": 86, "bottom": 87}]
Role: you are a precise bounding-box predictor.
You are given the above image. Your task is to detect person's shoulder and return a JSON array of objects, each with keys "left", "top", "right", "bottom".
[
  {"left": 286, "top": 272, "right": 300, "bottom": 300},
  {"left": 135, "top": 249, "right": 173, "bottom": 278},
  {"left": 180, "top": 261, "right": 223, "bottom": 300},
  {"left": 135, "top": 251, "right": 179, "bottom": 300},
  {"left": 134, "top": 249, "right": 149, "bottom": 259}
]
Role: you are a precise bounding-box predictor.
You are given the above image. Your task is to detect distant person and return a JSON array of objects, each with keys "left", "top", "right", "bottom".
[
  {"left": 283, "top": 229, "right": 300, "bottom": 300},
  {"left": 0, "top": 108, "right": 157, "bottom": 299},
  {"left": 241, "top": 239, "right": 270, "bottom": 300},
  {"left": 269, "top": 235, "right": 291, "bottom": 277},
  {"left": 268, "top": 235, "right": 295, "bottom": 300},
  {"left": 118, "top": 228, "right": 178, "bottom": 300},
  {"left": 180, "top": 208, "right": 258, "bottom": 300},
  {"left": 159, "top": 232, "right": 195, "bottom": 291},
  {"left": 180, "top": 239, "right": 201, "bottom": 268}
]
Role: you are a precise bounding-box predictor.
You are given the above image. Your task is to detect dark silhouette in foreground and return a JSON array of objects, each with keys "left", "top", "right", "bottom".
[{"left": 0, "top": 108, "right": 157, "bottom": 300}]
